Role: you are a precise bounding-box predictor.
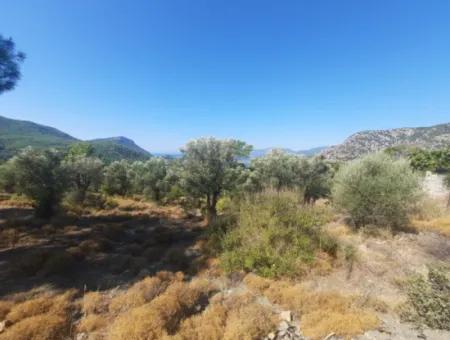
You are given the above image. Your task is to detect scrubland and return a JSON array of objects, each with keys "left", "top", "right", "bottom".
[
  {"left": 0, "top": 192, "right": 449, "bottom": 340},
  {"left": 0, "top": 149, "right": 449, "bottom": 339}
]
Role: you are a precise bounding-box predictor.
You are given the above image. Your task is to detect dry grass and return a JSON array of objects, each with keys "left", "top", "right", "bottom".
[
  {"left": 109, "top": 278, "right": 213, "bottom": 340},
  {"left": 5, "top": 291, "right": 75, "bottom": 323},
  {"left": 243, "top": 274, "right": 379, "bottom": 339},
  {"left": 0, "top": 313, "right": 70, "bottom": 340},
  {"left": 222, "top": 303, "right": 275, "bottom": 340},
  {"left": 0, "top": 291, "right": 76, "bottom": 340},
  {"left": 0, "top": 301, "right": 13, "bottom": 320},
  {"left": 172, "top": 290, "right": 275, "bottom": 340},
  {"left": 301, "top": 310, "right": 378, "bottom": 339},
  {"left": 412, "top": 213, "right": 450, "bottom": 237},
  {"left": 109, "top": 271, "right": 181, "bottom": 314},
  {"left": 78, "top": 314, "right": 108, "bottom": 333},
  {"left": 82, "top": 291, "right": 109, "bottom": 315},
  {"left": 6, "top": 296, "right": 54, "bottom": 323}
]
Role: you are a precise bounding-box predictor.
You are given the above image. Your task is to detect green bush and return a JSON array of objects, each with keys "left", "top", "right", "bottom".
[
  {"left": 6, "top": 148, "right": 67, "bottom": 217},
  {"left": 332, "top": 153, "right": 421, "bottom": 229},
  {"left": 219, "top": 191, "right": 334, "bottom": 278},
  {"left": 102, "top": 160, "right": 131, "bottom": 196},
  {"left": 402, "top": 267, "right": 450, "bottom": 330}
]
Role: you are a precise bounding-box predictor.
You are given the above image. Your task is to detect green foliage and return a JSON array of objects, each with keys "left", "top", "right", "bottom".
[
  {"left": 402, "top": 267, "right": 450, "bottom": 330},
  {"left": 0, "top": 115, "right": 77, "bottom": 161},
  {"left": 89, "top": 137, "right": 151, "bottom": 163},
  {"left": 248, "top": 151, "right": 333, "bottom": 203},
  {"left": 7, "top": 148, "right": 67, "bottom": 217},
  {"left": 332, "top": 153, "right": 421, "bottom": 229},
  {"left": 0, "top": 116, "right": 150, "bottom": 162},
  {"left": 0, "top": 160, "right": 16, "bottom": 192},
  {"left": 0, "top": 35, "right": 25, "bottom": 94},
  {"left": 219, "top": 192, "right": 334, "bottom": 278},
  {"left": 66, "top": 142, "right": 94, "bottom": 160},
  {"left": 63, "top": 155, "right": 104, "bottom": 204},
  {"left": 409, "top": 148, "right": 450, "bottom": 173},
  {"left": 128, "top": 158, "right": 168, "bottom": 201},
  {"left": 102, "top": 160, "right": 131, "bottom": 196},
  {"left": 180, "top": 137, "right": 252, "bottom": 221}
]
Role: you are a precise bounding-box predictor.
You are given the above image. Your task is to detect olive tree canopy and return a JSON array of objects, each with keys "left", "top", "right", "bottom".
[{"left": 180, "top": 137, "right": 252, "bottom": 222}]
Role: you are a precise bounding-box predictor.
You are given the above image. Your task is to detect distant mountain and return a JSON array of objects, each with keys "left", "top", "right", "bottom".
[
  {"left": 0, "top": 115, "right": 150, "bottom": 162},
  {"left": 88, "top": 137, "right": 151, "bottom": 163},
  {"left": 0, "top": 115, "right": 77, "bottom": 159},
  {"left": 321, "top": 122, "right": 450, "bottom": 161},
  {"left": 249, "top": 146, "right": 327, "bottom": 159}
]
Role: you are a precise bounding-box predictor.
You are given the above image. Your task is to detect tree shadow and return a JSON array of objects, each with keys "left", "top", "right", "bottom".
[{"left": 0, "top": 206, "right": 207, "bottom": 297}]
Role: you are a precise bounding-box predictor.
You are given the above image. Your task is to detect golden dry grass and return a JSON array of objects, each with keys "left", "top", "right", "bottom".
[
  {"left": 243, "top": 274, "right": 379, "bottom": 340},
  {"left": 412, "top": 213, "right": 450, "bottom": 237},
  {"left": 172, "top": 290, "right": 275, "bottom": 340},
  {"left": 5, "top": 296, "right": 54, "bottom": 323},
  {"left": 0, "top": 301, "right": 13, "bottom": 320},
  {"left": 109, "top": 271, "right": 181, "bottom": 314},
  {"left": 77, "top": 314, "right": 108, "bottom": 333},
  {"left": 222, "top": 303, "right": 276, "bottom": 340},
  {"left": 5, "top": 291, "right": 75, "bottom": 323},
  {"left": 109, "top": 278, "right": 213, "bottom": 340},
  {"left": 0, "top": 313, "right": 70, "bottom": 340},
  {"left": 0, "top": 291, "right": 76, "bottom": 340},
  {"left": 82, "top": 291, "right": 109, "bottom": 315},
  {"left": 301, "top": 310, "right": 378, "bottom": 339}
]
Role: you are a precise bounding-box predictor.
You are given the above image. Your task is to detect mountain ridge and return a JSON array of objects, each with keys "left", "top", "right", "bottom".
[
  {"left": 0, "top": 115, "right": 151, "bottom": 162},
  {"left": 321, "top": 122, "right": 450, "bottom": 160}
]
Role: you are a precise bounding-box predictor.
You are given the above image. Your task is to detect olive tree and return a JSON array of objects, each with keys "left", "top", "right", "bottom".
[
  {"left": 102, "top": 160, "right": 131, "bottom": 196},
  {"left": 180, "top": 138, "right": 252, "bottom": 222},
  {"left": 9, "top": 148, "right": 67, "bottom": 217},
  {"left": 332, "top": 153, "right": 421, "bottom": 229},
  {"left": 129, "top": 158, "right": 168, "bottom": 201},
  {"left": 63, "top": 155, "right": 104, "bottom": 203},
  {"left": 250, "top": 150, "right": 303, "bottom": 191},
  {"left": 249, "top": 151, "right": 333, "bottom": 203},
  {"left": 0, "top": 160, "right": 17, "bottom": 192},
  {"left": 300, "top": 157, "right": 334, "bottom": 204}
]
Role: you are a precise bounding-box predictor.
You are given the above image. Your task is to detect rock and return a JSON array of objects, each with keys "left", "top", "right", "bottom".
[
  {"left": 0, "top": 320, "right": 11, "bottom": 333},
  {"left": 75, "top": 333, "right": 88, "bottom": 340},
  {"left": 267, "top": 332, "right": 276, "bottom": 340},
  {"left": 278, "top": 320, "right": 290, "bottom": 331},
  {"left": 280, "top": 310, "right": 293, "bottom": 322}
]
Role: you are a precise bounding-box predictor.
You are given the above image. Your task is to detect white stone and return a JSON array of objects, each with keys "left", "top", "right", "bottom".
[{"left": 280, "top": 310, "right": 292, "bottom": 322}]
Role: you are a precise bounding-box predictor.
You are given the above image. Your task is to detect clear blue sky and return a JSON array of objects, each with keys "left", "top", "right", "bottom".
[{"left": 1, "top": 0, "right": 450, "bottom": 153}]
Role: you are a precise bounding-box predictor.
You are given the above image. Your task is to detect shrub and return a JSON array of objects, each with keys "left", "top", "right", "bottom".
[
  {"left": 63, "top": 155, "right": 104, "bottom": 205},
  {"left": 0, "top": 313, "right": 70, "bottom": 340},
  {"left": 82, "top": 292, "right": 108, "bottom": 315},
  {"left": 402, "top": 267, "right": 450, "bottom": 330},
  {"left": 332, "top": 153, "right": 421, "bottom": 229},
  {"left": 78, "top": 314, "right": 108, "bottom": 333},
  {"left": 5, "top": 148, "right": 67, "bottom": 218},
  {"left": 102, "top": 160, "right": 131, "bottom": 196},
  {"left": 219, "top": 191, "right": 334, "bottom": 278},
  {"left": 108, "top": 279, "right": 213, "bottom": 339},
  {"left": 109, "top": 272, "right": 177, "bottom": 314}
]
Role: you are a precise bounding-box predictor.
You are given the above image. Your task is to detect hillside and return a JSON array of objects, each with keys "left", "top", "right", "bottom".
[
  {"left": 250, "top": 146, "right": 327, "bottom": 159},
  {"left": 321, "top": 122, "right": 450, "bottom": 160},
  {"left": 88, "top": 137, "right": 151, "bottom": 163},
  {"left": 0, "top": 115, "right": 151, "bottom": 162}
]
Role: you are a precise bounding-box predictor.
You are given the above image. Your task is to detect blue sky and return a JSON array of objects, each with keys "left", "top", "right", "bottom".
[{"left": 1, "top": 0, "right": 450, "bottom": 153}]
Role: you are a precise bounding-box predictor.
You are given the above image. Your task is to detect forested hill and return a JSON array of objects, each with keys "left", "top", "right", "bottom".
[
  {"left": 0, "top": 115, "right": 151, "bottom": 162},
  {"left": 321, "top": 122, "right": 450, "bottom": 160}
]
